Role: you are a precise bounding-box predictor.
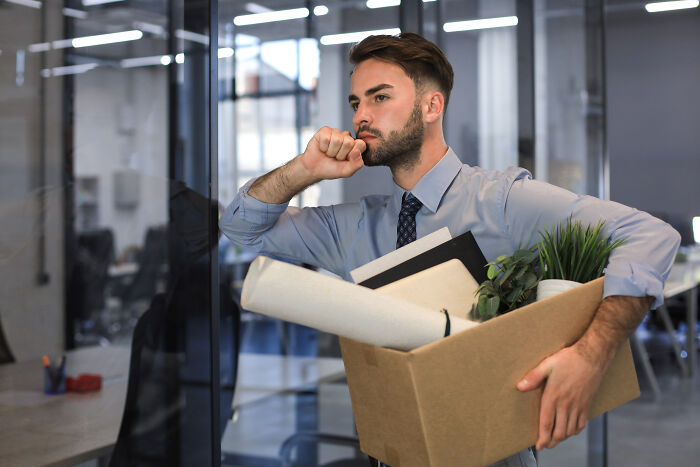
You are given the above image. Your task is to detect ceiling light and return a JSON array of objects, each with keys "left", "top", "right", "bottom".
[
  {"left": 5, "top": 0, "right": 41, "bottom": 8},
  {"left": 72, "top": 30, "right": 143, "bottom": 48},
  {"left": 366, "top": 0, "right": 435, "bottom": 7},
  {"left": 28, "top": 42, "right": 51, "bottom": 53},
  {"left": 218, "top": 47, "right": 234, "bottom": 58},
  {"left": 175, "top": 53, "right": 184, "bottom": 64},
  {"left": 366, "top": 0, "right": 400, "bottom": 8},
  {"left": 645, "top": 0, "right": 699, "bottom": 12},
  {"left": 234, "top": 7, "right": 309, "bottom": 26},
  {"left": 443, "top": 16, "right": 518, "bottom": 33},
  {"left": 314, "top": 5, "right": 329, "bottom": 16},
  {"left": 245, "top": 2, "right": 273, "bottom": 14},
  {"left": 63, "top": 8, "right": 88, "bottom": 19},
  {"left": 41, "top": 63, "right": 98, "bottom": 78},
  {"left": 121, "top": 55, "right": 165, "bottom": 68},
  {"left": 320, "top": 28, "right": 401, "bottom": 46},
  {"left": 694, "top": 216, "right": 700, "bottom": 244},
  {"left": 175, "top": 29, "right": 210, "bottom": 45},
  {"left": 134, "top": 21, "right": 165, "bottom": 36},
  {"left": 82, "top": 0, "right": 123, "bottom": 6}
]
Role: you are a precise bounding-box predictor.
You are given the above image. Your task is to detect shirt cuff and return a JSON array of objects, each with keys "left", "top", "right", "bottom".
[
  {"left": 237, "top": 177, "right": 289, "bottom": 224},
  {"left": 603, "top": 261, "right": 665, "bottom": 309}
]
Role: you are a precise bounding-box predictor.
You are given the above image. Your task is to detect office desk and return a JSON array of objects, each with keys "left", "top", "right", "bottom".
[
  {"left": 0, "top": 346, "right": 130, "bottom": 467},
  {"left": 0, "top": 346, "right": 345, "bottom": 467}
]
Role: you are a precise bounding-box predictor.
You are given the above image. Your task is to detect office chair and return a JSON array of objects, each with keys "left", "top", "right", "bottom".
[{"left": 109, "top": 282, "right": 240, "bottom": 467}]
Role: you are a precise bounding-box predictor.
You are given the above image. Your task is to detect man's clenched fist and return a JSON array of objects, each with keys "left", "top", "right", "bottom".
[{"left": 299, "top": 126, "right": 366, "bottom": 181}]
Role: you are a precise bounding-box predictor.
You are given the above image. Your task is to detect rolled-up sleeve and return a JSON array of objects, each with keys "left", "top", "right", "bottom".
[
  {"left": 219, "top": 178, "right": 351, "bottom": 275},
  {"left": 504, "top": 177, "right": 680, "bottom": 309}
]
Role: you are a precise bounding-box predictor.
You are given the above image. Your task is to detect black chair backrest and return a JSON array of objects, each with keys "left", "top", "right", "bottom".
[{"left": 109, "top": 282, "right": 240, "bottom": 466}]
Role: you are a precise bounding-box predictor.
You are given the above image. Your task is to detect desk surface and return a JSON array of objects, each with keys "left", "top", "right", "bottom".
[
  {"left": 0, "top": 346, "right": 345, "bottom": 466},
  {"left": 0, "top": 346, "right": 130, "bottom": 467}
]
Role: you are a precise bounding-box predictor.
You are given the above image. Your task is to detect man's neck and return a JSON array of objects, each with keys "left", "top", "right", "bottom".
[{"left": 391, "top": 138, "right": 449, "bottom": 191}]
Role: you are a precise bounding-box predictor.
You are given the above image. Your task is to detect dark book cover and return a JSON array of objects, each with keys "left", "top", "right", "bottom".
[{"left": 358, "top": 231, "right": 488, "bottom": 290}]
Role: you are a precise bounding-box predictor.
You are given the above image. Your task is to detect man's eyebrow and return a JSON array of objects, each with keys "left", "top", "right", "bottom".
[{"left": 348, "top": 83, "right": 394, "bottom": 103}]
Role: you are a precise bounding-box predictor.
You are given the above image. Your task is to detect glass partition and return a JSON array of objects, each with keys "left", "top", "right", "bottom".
[{"left": 0, "top": 0, "right": 219, "bottom": 465}]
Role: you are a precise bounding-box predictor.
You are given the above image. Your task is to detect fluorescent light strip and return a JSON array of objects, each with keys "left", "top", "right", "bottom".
[
  {"left": 63, "top": 8, "right": 88, "bottom": 19},
  {"left": 5, "top": 0, "right": 41, "bottom": 8},
  {"left": 693, "top": 216, "right": 700, "bottom": 244},
  {"left": 645, "top": 0, "right": 698, "bottom": 12},
  {"left": 29, "top": 42, "right": 51, "bottom": 53},
  {"left": 72, "top": 30, "right": 143, "bottom": 48},
  {"left": 366, "top": 0, "right": 435, "bottom": 7},
  {"left": 320, "top": 28, "right": 401, "bottom": 46},
  {"left": 218, "top": 47, "right": 234, "bottom": 58},
  {"left": 83, "top": 0, "right": 123, "bottom": 6},
  {"left": 245, "top": 2, "right": 273, "bottom": 14},
  {"left": 134, "top": 21, "right": 165, "bottom": 36},
  {"left": 366, "top": 0, "right": 400, "bottom": 8},
  {"left": 175, "top": 29, "right": 210, "bottom": 45},
  {"left": 314, "top": 5, "right": 329, "bottom": 16},
  {"left": 234, "top": 7, "right": 309, "bottom": 26},
  {"left": 121, "top": 55, "right": 165, "bottom": 68},
  {"left": 443, "top": 16, "right": 518, "bottom": 33},
  {"left": 42, "top": 63, "right": 98, "bottom": 78}
]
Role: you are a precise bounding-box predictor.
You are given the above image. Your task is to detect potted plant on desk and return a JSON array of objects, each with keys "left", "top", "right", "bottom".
[{"left": 536, "top": 217, "right": 626, "bottom": 300}]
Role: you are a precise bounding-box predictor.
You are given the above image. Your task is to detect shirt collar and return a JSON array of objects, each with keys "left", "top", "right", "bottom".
[{"left": 393, "top": 148, "right": 462, "bottom": 213}]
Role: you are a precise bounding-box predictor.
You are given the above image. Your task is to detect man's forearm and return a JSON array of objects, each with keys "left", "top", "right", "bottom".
[
  {"left": 575, "top": 295, "right": 653, "bottom": 367},
  {"left": 248, "top": 157, "right": 318, "bottom": 204}
]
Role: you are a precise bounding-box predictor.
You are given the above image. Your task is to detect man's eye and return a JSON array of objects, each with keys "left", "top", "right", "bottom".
[
  {"left": 376, "top": 95, "right": 387, "bottom": 102},
  {"left": 350, "top": 103, "right": 358, "bottom": 111}
]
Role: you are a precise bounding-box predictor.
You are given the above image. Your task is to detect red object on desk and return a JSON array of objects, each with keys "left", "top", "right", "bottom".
[{"left": 66, "top": 374, "right": 102, "bottom": 392}]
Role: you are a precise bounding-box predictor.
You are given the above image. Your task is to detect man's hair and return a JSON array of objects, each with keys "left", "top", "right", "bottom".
[{"left": 349, "top": 32, "right": 454, "bottom": 110}]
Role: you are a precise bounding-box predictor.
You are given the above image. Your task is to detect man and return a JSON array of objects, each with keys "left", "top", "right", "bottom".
[{"left": 221, "top": 33, "right": 679, "bottom": 466}]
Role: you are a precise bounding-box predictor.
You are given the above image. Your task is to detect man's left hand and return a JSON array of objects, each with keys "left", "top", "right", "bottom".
[{"left": 516, "top": 344, "right": 606, "bottom": 450}]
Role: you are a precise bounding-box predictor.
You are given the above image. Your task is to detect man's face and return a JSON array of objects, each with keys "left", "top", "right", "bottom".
[{"left": 349, "top": 58, "right": 424, "bottom": 170}]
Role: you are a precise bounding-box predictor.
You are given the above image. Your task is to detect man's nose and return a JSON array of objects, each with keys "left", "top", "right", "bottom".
[{"left": 352, "top": 102, "right": 371, "bottom": 128}]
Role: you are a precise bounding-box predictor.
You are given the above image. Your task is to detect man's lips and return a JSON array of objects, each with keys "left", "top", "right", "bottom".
[{"left": 358, "top": 132, "right": 377, "bottom": 140}]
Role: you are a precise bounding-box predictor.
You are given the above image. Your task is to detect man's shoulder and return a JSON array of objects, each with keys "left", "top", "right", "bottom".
[{"left": 454, "top": 164, "right": 532, "bottom": 188}]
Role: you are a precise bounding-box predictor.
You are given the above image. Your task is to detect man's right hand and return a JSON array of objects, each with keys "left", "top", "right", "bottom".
[
  {"left": 298, "top": 126, "right": 366, "bottom": 182},
  {"left": 247, "top": 126, "right": 366, "bottom": 204}
]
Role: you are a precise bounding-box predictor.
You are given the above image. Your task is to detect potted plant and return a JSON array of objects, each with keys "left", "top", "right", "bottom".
[
  {"left": 472, "top": 248, "right": 541, "bottom": 321},
  {"left": 536, "top": 217, "right": 626, "bottom": 300}
]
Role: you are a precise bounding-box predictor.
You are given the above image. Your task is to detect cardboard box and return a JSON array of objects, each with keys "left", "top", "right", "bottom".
[{"left": 340, "top": 277, "right": 640, "bottom": 467}]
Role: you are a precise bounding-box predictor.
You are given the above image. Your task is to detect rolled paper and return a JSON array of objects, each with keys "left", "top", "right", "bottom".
[{"left": 241, "top": 256, "right": 478, "bottom": 351}]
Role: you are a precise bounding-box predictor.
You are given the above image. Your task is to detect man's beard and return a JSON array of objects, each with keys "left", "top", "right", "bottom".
[{"left": 357, "top": 102, "right": 424, "bottom": 171}]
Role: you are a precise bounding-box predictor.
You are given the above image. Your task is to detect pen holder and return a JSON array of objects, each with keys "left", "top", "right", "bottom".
[{"left": 44, "top": 365, "right": 66, "bottom": 395}]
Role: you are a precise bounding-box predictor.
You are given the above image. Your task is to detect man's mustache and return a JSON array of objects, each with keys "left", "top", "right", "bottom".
[{"left": 355, "top": 126, "right": 382, "bottom": 139}]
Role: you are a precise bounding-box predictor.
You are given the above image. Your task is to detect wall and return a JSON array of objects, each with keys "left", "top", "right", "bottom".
[
  {"left": 0, "top": 2, "right": 65, "bottom": 361},
  {"left": 74, "top": 66, "right": 168, "bottom": 255},
  {"left": 606, "top": 7, "right": 700, "bottom": 243}
]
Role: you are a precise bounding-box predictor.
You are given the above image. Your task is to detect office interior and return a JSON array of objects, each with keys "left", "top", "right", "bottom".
[{"left": 0, "top": 0, "right": 699, "bottom": 466}]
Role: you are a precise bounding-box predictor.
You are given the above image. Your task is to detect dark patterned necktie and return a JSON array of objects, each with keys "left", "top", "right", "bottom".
[{"left": 396, "top": 193, "right": 423, "bottom": 248}]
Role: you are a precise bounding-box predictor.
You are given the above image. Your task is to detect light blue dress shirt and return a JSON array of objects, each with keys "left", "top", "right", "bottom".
[{"left": 221, "top": 148, "right": 680, "bottom": 308}]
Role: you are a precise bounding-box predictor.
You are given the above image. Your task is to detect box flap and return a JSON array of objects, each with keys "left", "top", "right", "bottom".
[{"left": 340, "top": 338, "right": 431, "bottom": 466}]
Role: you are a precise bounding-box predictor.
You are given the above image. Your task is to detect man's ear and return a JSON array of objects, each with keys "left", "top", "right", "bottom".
[{"left": 422, "top": 91, "right": 444, "bottom": 124}]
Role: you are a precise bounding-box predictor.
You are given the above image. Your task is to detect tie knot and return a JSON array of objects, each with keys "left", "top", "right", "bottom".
[{"left": 400, "top": 196, "right": 423, "bottom": 217}]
